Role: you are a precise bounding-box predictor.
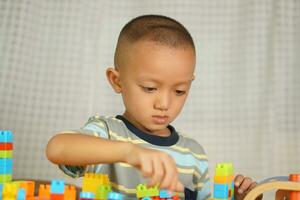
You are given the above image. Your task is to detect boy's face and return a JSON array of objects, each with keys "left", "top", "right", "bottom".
[{"left": 108, "top": 41, "right": 195, "bottom": 136}]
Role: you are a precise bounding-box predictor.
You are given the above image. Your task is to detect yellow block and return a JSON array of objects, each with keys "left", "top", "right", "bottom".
[{"left": 82, "top": 173, "right": 110, "bottom": 194}]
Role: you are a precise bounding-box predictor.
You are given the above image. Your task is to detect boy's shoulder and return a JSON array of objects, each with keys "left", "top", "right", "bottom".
[
  {"left": 176, "top": 131, "right": 207, "bottom": 156},
  {"left": 86, "top": 115, "right": 119, "bottom": 123}
]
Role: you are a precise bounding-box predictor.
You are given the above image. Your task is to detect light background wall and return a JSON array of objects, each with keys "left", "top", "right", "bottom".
[{"left": 0, "top": 0, "right": 299, "bottom": 197}]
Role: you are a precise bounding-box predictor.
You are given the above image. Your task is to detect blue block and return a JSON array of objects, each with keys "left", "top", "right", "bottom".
[
  {"left": 214, "top": 183, "right": 229, "bottom": 198},
  {"left": 0, "top": 130, "right": 13, "bottom": 142},
  {"left": 159, "top": 189, "right": 172, "bottom": 198},
  {"left": 17, "top": 188, "right": 26, "bottom": 200},
  {"left": 80, "top": 191, "right": 95, "bottom": 199},
  {"left": 141, "top": 197, "right": 152, "bottom": 200},
  {"left": 50, "top": 179, "right": 65, "bottom": 194},
  {"left": 107, "top": 192, "right": 123, "bottom": 200},
  {"left": 0, "top": 158, "right": 12, "bottom": 173}
]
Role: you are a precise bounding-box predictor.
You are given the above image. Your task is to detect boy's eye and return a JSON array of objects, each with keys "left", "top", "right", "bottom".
[
  {"left": 175, "top": 90, "right": 186, "bottom": 96},
  {"left": 142, "top": 86, "right": 156, "bottom": 93}
]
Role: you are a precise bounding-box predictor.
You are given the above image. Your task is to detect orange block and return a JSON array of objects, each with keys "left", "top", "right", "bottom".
[
  {"left": 39, "top": 184, "right": 50, "bottom": 198},
  {"left": 289, "top": 174, "right": 300, "bottom": 200},
  {"left": 20, "top": 181, "right": 35, "bottom": 198},
  {"left": 65, "top": 185, "right": 76, "bottom": 200},
  {"left": 214, "top": 175, "right": 234, "bottom": 184}
]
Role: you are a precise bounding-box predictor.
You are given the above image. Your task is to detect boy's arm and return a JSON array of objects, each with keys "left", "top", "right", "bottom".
[
  {"left": 46, "top": 133, "right": 184, "bottom": 192},
  {"left": 46, "top": 133, "right": 132, "bottom": 165}
]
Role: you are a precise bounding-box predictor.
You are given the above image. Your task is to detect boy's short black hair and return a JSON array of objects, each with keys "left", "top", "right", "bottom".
[{"left": 114, "top": 14, "right": 195, "bottom": 68}]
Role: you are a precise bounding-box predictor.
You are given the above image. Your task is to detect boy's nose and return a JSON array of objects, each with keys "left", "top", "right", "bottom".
[{"left": 154, "top": 92, "right": 170, "bottom": 111}]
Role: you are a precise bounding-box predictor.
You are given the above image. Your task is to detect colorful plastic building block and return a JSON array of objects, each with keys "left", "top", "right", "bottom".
[
  {"left": 65, "top": 185, "right": 76, "bottom": 200},
  {"left": 2, "top": 182, "right": 19, "bottom": 199},
  {"left": 20, "top": 181, "right": 35, "bottom": 198},
  {"left": 38, "top": 184, "right": 50, "bottom": 198},
  {"left": 0, "top": 158, "right": 12, "bottom": 174},
  {"left": 50, "top": 179, "right": 65, "bottom": 194},
  {"left": 136, "top": 184, "right": 159, "bottom": 198},
  {"left": 159, "top": 189, "right": 172, "bottom": 198},
  {"left": 213, "top": 162, "right": 234, "bottom": 200},
  {"left": 289, "top": 174, "right": 300, "bottom": 200},
  {"left": 17, "top": 188, "right": 26, "bottom": 200},
  {"left": 82, "top": 173, "right": 110, "bottom": 194},
  {"left": 96, "top": 184, "right": 112, "bottom": 199},
  {"left": 107, "top": 191, "right": 123, "bottom": 200},
  {"left": 80, "top": 191, "right": 95, "bottom": 199},
  {"left": 0, "top": 130, "right": 13, "bottom": 143}
]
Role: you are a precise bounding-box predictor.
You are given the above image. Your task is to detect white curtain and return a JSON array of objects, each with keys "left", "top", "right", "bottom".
[{"left": 0, "top": 0, "right": 299, "bottom": 194}]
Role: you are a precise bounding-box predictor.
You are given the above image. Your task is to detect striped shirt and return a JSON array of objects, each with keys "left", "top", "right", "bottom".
[{"left": 59, "top": 115, "right": 211, "bottom": 200}]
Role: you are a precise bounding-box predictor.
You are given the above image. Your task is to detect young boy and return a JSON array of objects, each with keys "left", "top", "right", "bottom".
[{"left": 46, "top": 15, "right": 262, "bottom": 200}]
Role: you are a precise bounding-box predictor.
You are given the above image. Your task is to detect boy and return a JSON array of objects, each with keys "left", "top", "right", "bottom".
[{"left": 46, "top": 15, "right": 262, "bottom": 200}]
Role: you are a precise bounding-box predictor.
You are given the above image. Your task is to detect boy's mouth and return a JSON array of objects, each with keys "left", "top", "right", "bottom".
[{"left": 152, "top": 115, "right": 169, "bottom": 124}]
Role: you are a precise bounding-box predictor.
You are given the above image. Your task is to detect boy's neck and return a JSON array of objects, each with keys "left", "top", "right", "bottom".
[{"left": 122, "top": 112, "right": 171, "bottom": 137}]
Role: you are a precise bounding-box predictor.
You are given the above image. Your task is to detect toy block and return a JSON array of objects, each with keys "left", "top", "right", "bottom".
[
  {"left": 20, "top": 181, "right": 35, "bottom": 198},
  {"left": 214, "top": 184, "right": 229, "bottom": 199},
  {"left": 50, "top": 180, "right": 65, "bottom": 194},
  {"left": 65, "top": 185, "right": 76, "bottom": 200},
  {"left": 215, "top": 163, "right": 234, "bottom": 176},
  {"left": 171, "top": 195, "right": 180, "bottom": 200},
  {"left": 0, "top": 142, "right": 13, "bottom": 151},
  {"left": 50, "top": 193, "right": 64, "bottom": 200},
  {"left": 2, "top": 182, "right": 19, "bottom": 199},
  {"left": 0, "top": 130, "right": 13, "bottom": 143},
  {"left": 38, "top": 184, "right": 50, "bottom": 198},
  {"left": 141, "top": 197, "right": 152, "bottom": 200},
  {"left": 0, "top": 158, "right": 12, "bottom": 174},
  {"left": 136, "top": 184, "right": 159, "bottom": 198},
  {"left": 17, "top": 188, "right": 26, "bottom": 200},
  {"left": 82, "top": 173, "right": 110, "bottom": 194},
  {"left": 107, "top": 191, "right": 123, "bottom": 200},
  {"left": 214, "top": 175, "right": 233, "bottom": 184},
  {"left": 95, "top": 184, "right": 112, "bottom": 199},
  {"left": 0, "top": 174, "right": 12, "bottom": 183},
  {"left": 289, "top": 174, "right": 300, "bottom": 200},
  {"left": 159, "top": 189, "right": 172, "bottom": 198},
  {"left": 80, "top": 191, "right": 95, "bottom": 199},
  {"left": 0, "top": 150, "right": 13, "bottom": 159}
]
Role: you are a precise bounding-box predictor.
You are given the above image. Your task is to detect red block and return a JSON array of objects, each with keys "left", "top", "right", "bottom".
[
  {"left": 0, "top": 142, "right": 13, "bottom": 150},
  {"left": 50, "top": 194, "right": 64, "bottom": 200}
]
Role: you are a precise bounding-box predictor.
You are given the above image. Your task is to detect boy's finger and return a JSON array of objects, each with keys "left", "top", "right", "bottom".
[
  {"left": 141, "top": 159, "right": 153, "bottom": 178},
  {"left": 237, "top": 177, "right": 252, "bottom": 194},
  {"left": 159, "top": 160, "right": 175, "bottom": 189},
  {"left": 234, "top": 174, "right": 245, "bottom": 187},
  {"left": 148, "top": 159, "right": 163, "bottom": 187},
  {"left": 249, "top": 182, "right": 257, "bottom": 190}
]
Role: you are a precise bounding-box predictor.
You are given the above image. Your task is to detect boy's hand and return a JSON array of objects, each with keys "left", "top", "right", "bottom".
[
  {"left": 125, "top": 143, "right": 184, "bottom": 192},
  {"left": 234, "top": 174, "right": 263, "bottom": 200}
]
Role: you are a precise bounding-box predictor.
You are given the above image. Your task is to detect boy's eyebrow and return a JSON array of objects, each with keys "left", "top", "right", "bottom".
[{"left": 138, "top": 76, "right": 194, "bottom": 85}]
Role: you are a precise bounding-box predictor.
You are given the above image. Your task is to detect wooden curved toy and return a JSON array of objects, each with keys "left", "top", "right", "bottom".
[{"left": 244, "top": 181, "right": 300, "bottom": 200}]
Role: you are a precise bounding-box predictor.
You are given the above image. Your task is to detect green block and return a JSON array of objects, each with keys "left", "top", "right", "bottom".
[
  {"left": 96, "top": 184, "right": 112, "bottom": 199},
  {"left": 0, "top": 150, "right": 13, "bottom": 158},
  {"left": 215, "top": 163, "right": 234, "bottom": 176},
  {"left": 136, "top": 184, "right": 159, "bottom": 198},
  {"left": 0, "top": 174, "right": 12, "bottom": 183}
]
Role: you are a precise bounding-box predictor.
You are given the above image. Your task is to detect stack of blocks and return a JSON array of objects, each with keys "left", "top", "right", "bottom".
[
  {"left": 136, "top": 184, "right": 179, "bottom": 200},
  {"left": 0, "top": 130, "right": 13, "bottom": 184},
  {"left": 213, "top": 163, "right": 234, "bottom": 200}
]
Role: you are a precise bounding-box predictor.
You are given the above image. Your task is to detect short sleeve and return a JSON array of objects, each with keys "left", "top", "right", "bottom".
[{"left": 58, "top": 115, "right": 110, "bottom": 178}]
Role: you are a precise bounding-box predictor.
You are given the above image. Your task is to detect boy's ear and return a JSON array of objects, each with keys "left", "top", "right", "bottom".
[{"left": 106, "top": 67, "right": 122, "bottom": 93}]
